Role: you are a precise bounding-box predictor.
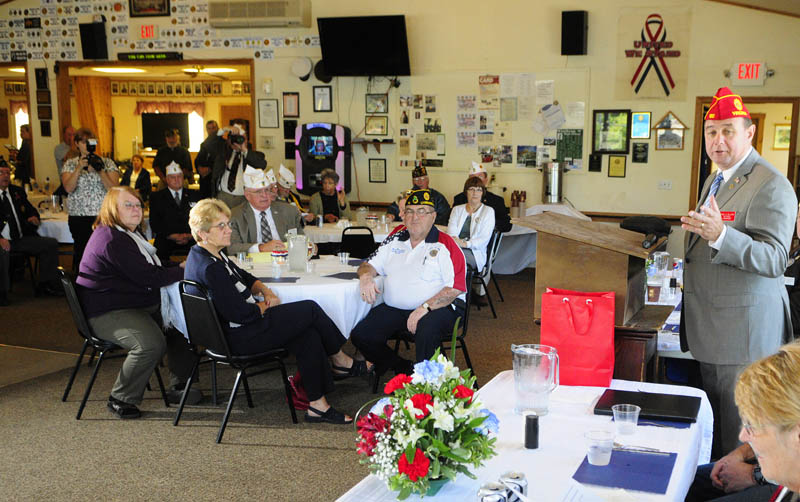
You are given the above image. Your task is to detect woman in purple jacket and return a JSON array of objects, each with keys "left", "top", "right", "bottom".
[{"left": 77, "top": 186, "right": 195, "bottom": 419}]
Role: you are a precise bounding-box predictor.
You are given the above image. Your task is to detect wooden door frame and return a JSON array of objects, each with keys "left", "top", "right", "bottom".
[
  {"left": 1, "top": 61, "right": 33, "bottom": 177},
  {"left": 54, "top": 58, "right": 256, "bottom": 144},
  {"left": 690, "top": 96, "right": 799, "bottom": 210}
]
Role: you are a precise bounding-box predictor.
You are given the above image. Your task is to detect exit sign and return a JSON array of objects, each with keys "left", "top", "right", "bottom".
[
  {"left": 731, "top": 62, "right": 767, "bottom": 86},
  {"left": 138, "top": 24, "right": 158, "bottom": 40}
]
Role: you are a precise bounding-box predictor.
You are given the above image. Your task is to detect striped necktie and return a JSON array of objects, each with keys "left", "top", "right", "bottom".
[
  {"left": 260, "top": 211, "right": 272, "bottom": 243},
  {"left": 174, "top": 190, "right": 180, "bottom": 206},
  {"left": 703, "top": 172, "right": 724, "bottom": 207}
]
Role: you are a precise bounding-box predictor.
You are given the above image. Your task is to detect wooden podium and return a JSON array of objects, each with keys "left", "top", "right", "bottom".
[{"left": 515, "top": 212, "right": 669, "bottom": 381}]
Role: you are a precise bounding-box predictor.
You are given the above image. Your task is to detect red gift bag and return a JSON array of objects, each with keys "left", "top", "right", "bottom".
[
  {"left": 540, "top": 288, "right": 615, "bottom": 387},
  {"left": 286, "top": 372, "right": 310, "bottom": 410}
]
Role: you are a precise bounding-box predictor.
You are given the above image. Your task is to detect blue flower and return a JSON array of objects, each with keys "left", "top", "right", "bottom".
[
  {"left": 369, "top": 397, "right": 391, "bottom": 416},
  {"left": 412, "top": 360, "right": 446, "bottom": 385},
  {"left": 474, "top": 409, "right": 500, "bottom": 435}
]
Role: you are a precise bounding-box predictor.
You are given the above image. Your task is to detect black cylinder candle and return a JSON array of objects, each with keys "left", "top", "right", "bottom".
[{"left": 524, "top": 413, "right": 539, "bottom": 449}]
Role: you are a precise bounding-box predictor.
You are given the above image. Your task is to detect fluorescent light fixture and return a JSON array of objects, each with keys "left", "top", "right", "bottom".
[
  {"left": 184, "top": 67, "right": 237, "bottom": 74},
  {"left": 91, "top": 67, "right": 146, "bottom": 74},
  {"left": 9, "top": 67, "right": 25, "bottom": 73}
]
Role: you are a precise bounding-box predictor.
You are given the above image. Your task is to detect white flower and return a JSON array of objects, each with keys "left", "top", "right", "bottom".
[
  {"left": 403, "top": 398, "right": 424, "bottom": 418},
  {"left": 453, "top": 402, "right": 472, "bottom": 419},
  {"left": 430, "top": 401, "right": 454, "bottom": 432},
  {"left": 393, "top": 425, "right": 424, "bottom": 447}
]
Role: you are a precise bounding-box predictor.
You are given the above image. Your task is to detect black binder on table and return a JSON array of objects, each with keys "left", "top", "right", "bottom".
[{"left": 593, "top": 389, "right": 701, "bottom": 423}]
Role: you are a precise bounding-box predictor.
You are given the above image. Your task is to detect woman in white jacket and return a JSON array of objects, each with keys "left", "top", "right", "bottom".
[{"left": 447, "top": 176, "right": 495, "bottom": 272}]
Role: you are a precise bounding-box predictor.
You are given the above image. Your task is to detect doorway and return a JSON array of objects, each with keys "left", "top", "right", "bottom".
[{"left": 0, "top": 62, "right": 33, "bottom": 179}]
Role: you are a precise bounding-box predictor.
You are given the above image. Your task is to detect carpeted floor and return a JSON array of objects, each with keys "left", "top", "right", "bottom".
[{"left": 0, "top": 271, "right": 537, "bottom": 501}]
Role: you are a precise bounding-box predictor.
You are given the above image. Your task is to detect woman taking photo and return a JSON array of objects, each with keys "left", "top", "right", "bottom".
[
  {"left": 61, "top": 128, "right": 119, "bottom": 268},
  {"left": 77, "top": 186, "right": 196, "bottom": 419},
  {"left": 308, "top": 168, "right": 352, "bottom": 223},
  {"left": 120, "top": 154, "right": 152, "bottom": 202},
  {"left": 185, "top": 198, "right": 364, "bottom": 424},
  {"left": 447, "top": 176, "right": 495, "bottom": 272}
]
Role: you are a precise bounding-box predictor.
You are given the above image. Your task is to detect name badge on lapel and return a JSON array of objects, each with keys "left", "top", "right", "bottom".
[{"left": 720, "top": 211, "right": 736, "bottom": 222}]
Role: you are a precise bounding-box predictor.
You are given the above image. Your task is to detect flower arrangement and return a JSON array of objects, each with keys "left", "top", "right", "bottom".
[{"left": 356, "top": 350, "right": 499, "bottom": 499}]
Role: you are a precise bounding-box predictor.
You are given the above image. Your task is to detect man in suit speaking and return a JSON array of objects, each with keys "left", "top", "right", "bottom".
[
  {"left": 228, "top": 167, "right": 305, "bottom": 255},
  {"left": 680, "top": 87, "right": 798, "bottom": 458}
]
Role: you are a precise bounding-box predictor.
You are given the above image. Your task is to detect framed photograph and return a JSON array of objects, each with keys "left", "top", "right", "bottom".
[
  {"left": 231, "top": 81, "right": 242, "bottom": 95},
  {"left": 156, "top": 82, "right": 165, "bottom": 96},
  {"left": 40, "top": 120, "right": 51, "bottom": 137},
  {"left": 313, "top": 85, "right": 332, "bottom": 112},
  {"left": 119, "top": 82, "right": 129, "bottom": 96},
  {"left": 193, "top": 82, "right": 202, "bottom": 96},
  {"left": 632, "top": 142, "right": 649, "bottom": 163},
  {"left": 129, "top": 0, "right": 170, "bottom": 18},
  {"left": 147, "top": 83, "right": 156, "bottom": 96},
  {"left": 13, "top": 83, "right": 23, "bottom": 95},
  {"left": 203, "top": 82, "right": 212, "bottom": 96},
  {"left": 4, "top": 82, "right": 12, "bottom": 95},
  {"left": 138, "top": 82, "right": 147, "bottom": 95},
  {"left": 165, "top": 83, "right": 174, "bottom": 96},
  {"left": 630, "top": 112, "right": 651, "bottom": 139},
  {"left": 242, "top": 82, "right": 250, "bottom": 95},
  {"left": 608, "top": 155, "right": 627, "bottom": 178},
  {"left": 365, "top": 116, "right": 388, "bottom": 136},
  {"left": 774, "top": 124, "right": 791, "bottom": 150},
  {"left": 184, "top": 83, "right": 193, "bottom": 96},
  {"left": 258, "top": 99, "right": 279, "bottom": 128},
  {"left": 129, "top": 83, "right": 138, "bottom": 96},
  {"left": 36, "top": 89, "right": 51, "bottom": 104},
  {"left": 110, "top": 82, "right": 119, "bottom": 95},
  {"left": 592, "top": 109, "right": 631, "bottom": 154},
  {"left": 283, "top": 92, "right": 300, "bottom": 118},
  {"left": 37, "top": 105, "right": 53, "bottom": 120},
  {"left": 212, "top": 82, "right": 222, "bottom": 95},
  {"left": 172, "top": 84, "right": 180, "bottom": 96},
  {"left": 366, "top": 93, "right": 388, "bottom": 114},
  {"left": 369, "top": 158, "right": 387, "bottom": 183},
  {"left": 656, "top": 128, "right": 684, "bottom": 150}
]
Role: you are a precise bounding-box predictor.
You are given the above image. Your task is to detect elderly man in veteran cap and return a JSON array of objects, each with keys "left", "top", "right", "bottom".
[
  {"left": 149, "top": 161, "right": 200, "bottom": 262},
  {"left": 227, "top": 167, "right": 305, "bottom": 255},
  {"left": 386, "top": 166, "right": 450, "bottom": 225},
  {"left": 275, "top": 164, "right": 312, "bottom": 220},
  {"left": 680, "top": 86, "right": 798, "bottom": 458},
  {"left": 352, "top": 189, "right": 468, "bottom": 376}
]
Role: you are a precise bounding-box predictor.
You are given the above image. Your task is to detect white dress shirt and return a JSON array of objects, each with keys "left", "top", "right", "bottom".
[
  {"left": 0, "top": 188, "right": 22, "bottom": 240},
  {"left": 247, "top": 204, "right": 279, "bottom": 253}
]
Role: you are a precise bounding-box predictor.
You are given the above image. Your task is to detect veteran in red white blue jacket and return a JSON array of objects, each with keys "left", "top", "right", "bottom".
[{"left": 352, "top": 189, "right": 467, "bottom": 377}]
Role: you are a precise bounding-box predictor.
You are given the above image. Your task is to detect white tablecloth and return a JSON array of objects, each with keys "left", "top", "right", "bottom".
[
  {"left": 337, "top": 371, "right": 712, "bottom": 502},
  {"left": 165, "top": 255, "right": 383, "bottom": 339},
  {"left": 493, "top": 203, "right": 590, "bottom": 275},
  {"left": 304, "top": 222, "right": 402, "bottom": 244},
  {"left": 37, "top": 213, "right": 152, "bottom": 243}
]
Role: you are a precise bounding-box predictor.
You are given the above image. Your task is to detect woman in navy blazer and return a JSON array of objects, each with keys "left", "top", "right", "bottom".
[
  {"left": 184, "top": 198, "right": 366, "bottom": 424},
  {"left": 120, "top": 154, "right": 152, "bottom": 202}
]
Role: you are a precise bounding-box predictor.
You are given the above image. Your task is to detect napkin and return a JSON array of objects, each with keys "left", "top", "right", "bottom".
[
  {"left": 259, "top": 277, "right": 300, "bottom": 283},
  {"left": 572, "top": 449, "right": 677, "bottom": 494}
]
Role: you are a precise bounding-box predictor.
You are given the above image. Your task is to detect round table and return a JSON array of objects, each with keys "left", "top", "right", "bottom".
[{"left": 38, "top": 212, "right": 153, "bottom": 243}]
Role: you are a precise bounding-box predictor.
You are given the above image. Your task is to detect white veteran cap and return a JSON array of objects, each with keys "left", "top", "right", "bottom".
[
  {"left": 278, "top": 164, "right": 295, "bottom": 189},
  {"left": 165, "top": 161, "right": 182, "bottom": 176},
  {"left": 243, "top": 166, "right": 271, "bottom": 189},
  {"left": 469, "top": 161, "right": 488, "bottom": 176}
]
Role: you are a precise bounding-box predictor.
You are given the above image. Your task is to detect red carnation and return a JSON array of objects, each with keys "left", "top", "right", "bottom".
[
  {"left": 453, "top": 384, "right": 474, "bottom": 403},
  {"left": 384, "top": 374, "right": 412, "bottom": 395},
  {"left": 397, "top": 448, "right": 430, "bottom": 482},
  {"left": 409, "top": 393, "right": 433, "bottom": 419},
  {"left": 356, "top": 412, "right": 391, "bottom": 457}
]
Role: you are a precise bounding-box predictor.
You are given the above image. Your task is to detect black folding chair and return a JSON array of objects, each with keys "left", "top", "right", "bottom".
[
  {"left": 372, "top": 270, "right": 476, "bottom": 393},
  {"left": 472, "top": 230, "right": 504, "bottom": 318},
  {"left": 59, "top": 268, "right": 169, "bottom": 419},
  {"left": 174, "top": 280, "right": 297, "bottom": 443},
  {"left": 340, "top": 226, "right": 377, "bottom": 259}
]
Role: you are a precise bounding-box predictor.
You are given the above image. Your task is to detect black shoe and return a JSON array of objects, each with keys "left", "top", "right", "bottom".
[
  {"left": 37, "top": 283, "right": 65, "bottom": 297},
  {"left": 107, "top": 396, "right": 141, "bottom": 419},
  {"left": 167, "top": 384, "right": 203, "bottom": 405}
]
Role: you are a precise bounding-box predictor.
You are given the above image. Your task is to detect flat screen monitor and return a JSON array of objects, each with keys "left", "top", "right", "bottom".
[
  {"left": 317, "top": 15, "right": 411, "bottom": 76},
  {"left": 308, "top": 135, "right": 334, "bottom": 158},
  {"left": 141, "top": 113, "right": 189, "bottom": 149}
]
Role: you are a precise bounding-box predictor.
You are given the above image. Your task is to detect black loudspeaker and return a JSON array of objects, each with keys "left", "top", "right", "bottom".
[
  {"left": 561, "top": 11, "right": 588, "bottom": 56},
  {"left": 79, "top": 22, "right": 108, "bottom": 60}
]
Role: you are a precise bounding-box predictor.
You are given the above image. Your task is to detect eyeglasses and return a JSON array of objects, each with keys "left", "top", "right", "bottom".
[
  {"left": 122, "top": 202, "right": 143, "bottom": 210},
  {"left": 742, "top": 420, "right": 765, "bottom": 437},
  {"left": 209, "top": 221, "right": 233, "bottom": 230},
  {"left": 467, "top": 187, "right": 484, "bottom": 193},
  {"left": 403, "top": 208, "right": 435, "bottom": 217}
]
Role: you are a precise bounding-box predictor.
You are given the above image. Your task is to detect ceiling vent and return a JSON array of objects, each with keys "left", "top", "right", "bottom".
[{"left": 209, "top": 0, "right": 311, "bottom": 28}]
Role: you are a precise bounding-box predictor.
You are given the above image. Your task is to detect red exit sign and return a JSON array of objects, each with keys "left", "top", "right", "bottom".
[
  {"left": 138, "top": 24, "right": 158, "bottom": 40},
  {"left": 730, "top": 62, "right": 766, "bottom": 86}
]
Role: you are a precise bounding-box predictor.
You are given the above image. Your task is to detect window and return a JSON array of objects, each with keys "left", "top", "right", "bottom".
[
  {"left": 188, "top": 111, "right": 203, "bottom": 152},
  {"left": 14, "top": 109, "right": 29, "bottom": 148}
]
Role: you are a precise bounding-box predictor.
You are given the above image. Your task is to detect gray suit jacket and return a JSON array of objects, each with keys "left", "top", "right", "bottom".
[
  {"left": 227, "top": 200, "right": 304, "bottom": 254},
  {"left": 682, "top": 148, "right": 797, "bottom": 365}
]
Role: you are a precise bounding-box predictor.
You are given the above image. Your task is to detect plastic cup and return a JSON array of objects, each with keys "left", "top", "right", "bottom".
[
  {"left": 612, "top": 404, "right": 641, "bottom": 435},
  {"left": 585, "top": 430, "right": 614, "bottom": 466},
  {"left": 338, "top": 251, "right": 350, "bottom": 264}
]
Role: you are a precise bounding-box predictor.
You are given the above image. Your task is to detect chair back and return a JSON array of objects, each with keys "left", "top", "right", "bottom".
[
  {"left": 58, "top": 267, "right": 95, "bottom": 343},
  {"left": 340, "top": 225, "right": 377, "bottom": 258},
  {"left": 481, "top": 230, "right": 504, "bottom": 278},
  {"left": 461, "top": 268, "right": 475, "bottom": 335},
  {"left": 178, "top": 280, "right": 235, "bottom": 358}
]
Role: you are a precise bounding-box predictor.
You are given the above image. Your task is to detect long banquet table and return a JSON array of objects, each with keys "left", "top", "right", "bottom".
[
  {"left": 303, "top": 221, "right": 401, "bottom": 244},
  {"left": 165, "top": 254, "right": 383, "bottom": 338},
  {"left": 37, "top": 212, "right": 153, "bottom": 243},
  {"left": 337, "top": 371, "right": 712, "bottom": 502}
]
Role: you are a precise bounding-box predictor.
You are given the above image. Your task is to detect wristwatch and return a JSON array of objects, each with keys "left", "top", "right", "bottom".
[
  {"left": 422, "top": 302, "right": 431, "bottom": 312},
  {"left": 753, "top": 465, "right": 768, "bottom": 485}
]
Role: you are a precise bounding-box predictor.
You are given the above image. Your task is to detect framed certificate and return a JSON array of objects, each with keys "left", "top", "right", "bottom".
[
  {"left": 283, "top": 92, "right": 300, "bottom": 118},
  {"left": 313, "top": 86, "right": 332, "bottom": 112},
  {"left": 369, "top": 158, "right": 387, "bottom": 183},
  {"left": 258, "top": 99, "right": 279, "bottom": 128}
]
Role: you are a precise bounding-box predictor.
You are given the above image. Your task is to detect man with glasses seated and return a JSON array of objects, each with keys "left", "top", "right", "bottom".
[
  {"left": 227, "top": 167, "right": 305, "bottom": 255},
  {"left": 352, "top": 189, "right": 468, "bottom": 376}
]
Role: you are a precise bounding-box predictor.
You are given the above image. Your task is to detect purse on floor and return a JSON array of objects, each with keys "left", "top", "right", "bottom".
[{"left": 287, "top": 372, "right": 310, "bottom": 410}]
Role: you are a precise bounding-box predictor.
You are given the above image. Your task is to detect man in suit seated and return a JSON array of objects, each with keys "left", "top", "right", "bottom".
[
  {"left": 0, "top": 161, "right": 63, "bottom": 305},
  {"left": 149, "top": 162, "right": 199, "bottom": 262},
  {"left": 227, "top": 167, "right": 305, "bottom": 255}
]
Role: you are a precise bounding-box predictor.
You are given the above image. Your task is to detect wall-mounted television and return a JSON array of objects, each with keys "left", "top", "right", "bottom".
[
  {"left": 141, "top": 113, "right": 189, "bottom": 150},
  {"left": 317, "top": 15, "right": 410, "bottom": 76}
]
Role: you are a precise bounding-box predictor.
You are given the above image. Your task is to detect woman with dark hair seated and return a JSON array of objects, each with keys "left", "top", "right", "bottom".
[
  {"left": 184, "top": 198, "right": 365, "bottom": 424},
  {"left": 447, "top": 176, "right": 496, "bottom": 273},
  {"left": 120, "top": 154, "right": 152, "bottom": 202},
  {"left": 77, "top": 186, "right": 197, "bottom": 419},
  {"left": 308, "top": 168, "right": 352, "bottom": 223}
]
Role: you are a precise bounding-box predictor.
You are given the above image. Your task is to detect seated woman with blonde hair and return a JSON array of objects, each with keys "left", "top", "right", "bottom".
[
  {"left": 184, "top": 198, "right": 365, "bottom": 424},
  {"left": 734, "top": 341, "right": 800, "bottom": 501}
]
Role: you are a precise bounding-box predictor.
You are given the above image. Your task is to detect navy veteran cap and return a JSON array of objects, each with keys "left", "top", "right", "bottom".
[
  {"left": 406, "top": 189, "right": 434, "bottom": 207},
  {"left": 412, "top": 165, "right": 428, "bottom": 178}
]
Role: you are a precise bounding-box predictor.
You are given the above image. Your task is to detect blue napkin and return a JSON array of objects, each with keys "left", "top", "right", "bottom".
[
  {"left": 348, "top": 259, "right": 364, "bottom": 266},
  {"left": 325, "top": 272, "right": 359, "bottom": 280},
  {"left": 259, "top": 277, "right": 300, "bottom": 283},
  {"left": 572, "top": 449, "right": 677, "bottom": 494},
  {"left": 611, "top": 417, "right": 692, "bottom": 430}
]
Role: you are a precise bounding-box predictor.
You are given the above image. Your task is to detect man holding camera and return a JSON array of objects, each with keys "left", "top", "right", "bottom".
[
  {"left": 153, "top": 129, "right": 193, "bottom": 190},
  {"left": 212, "top": 121, "right": 266, "bottom": 210}
]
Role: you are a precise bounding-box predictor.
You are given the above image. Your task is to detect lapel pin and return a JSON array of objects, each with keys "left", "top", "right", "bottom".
[{"left": 734, "top": 177, "right": 740, "bottom": 183}]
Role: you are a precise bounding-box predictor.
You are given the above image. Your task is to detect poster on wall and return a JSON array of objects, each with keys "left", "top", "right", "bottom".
[
  {"left": 478, "top": 75, "right": 499, "bottom": 109},
  {"left": 615, "top": 7, "right": 691, "bottom": 100}
]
